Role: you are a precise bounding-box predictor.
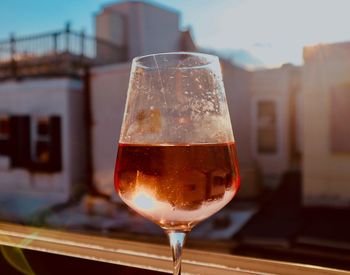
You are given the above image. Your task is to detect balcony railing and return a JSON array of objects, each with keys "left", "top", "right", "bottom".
[
  {"left": 0, "top": 26, "right": 127, "bottom": 79},
  {"left": 0, "top": 222, "right": 348, "bottom": 275}
]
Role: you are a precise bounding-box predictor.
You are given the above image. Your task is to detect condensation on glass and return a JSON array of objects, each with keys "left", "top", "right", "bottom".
[{"left": 119, "top": 52, "right": 234, "bottom": 144}]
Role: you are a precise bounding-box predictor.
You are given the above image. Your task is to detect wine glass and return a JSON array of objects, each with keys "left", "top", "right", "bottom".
[{"left": 114, "top": 52, "right": 240, "bottom": 275}]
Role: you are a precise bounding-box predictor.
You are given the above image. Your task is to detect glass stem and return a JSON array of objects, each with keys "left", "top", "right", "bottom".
[{"left": 166, "top": 230, "right": 187, "bottom": 275}]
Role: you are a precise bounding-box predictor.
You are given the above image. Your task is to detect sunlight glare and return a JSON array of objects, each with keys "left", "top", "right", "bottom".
[{"left": 132, "top": 189, "right": 157, "bottom": 211}]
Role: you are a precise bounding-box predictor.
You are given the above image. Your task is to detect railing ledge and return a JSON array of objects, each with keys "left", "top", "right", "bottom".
[{"left": 0, "top": 222, "right": 347, "bottom": 275}]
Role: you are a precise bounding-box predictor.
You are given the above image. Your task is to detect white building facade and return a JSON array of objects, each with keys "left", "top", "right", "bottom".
[
  {"left": 250, "top": 65, "right": 302, "bottom": 186},
  {"left": 302, "top": 43, "right": 350, "bottom": 206},
  {"left": 0, "top": 79, "right": 86, "bottom": 205}
]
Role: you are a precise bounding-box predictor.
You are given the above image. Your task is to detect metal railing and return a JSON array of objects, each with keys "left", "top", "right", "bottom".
[{"left": 0, "top": 26, "right": 127, "bottom": 79}]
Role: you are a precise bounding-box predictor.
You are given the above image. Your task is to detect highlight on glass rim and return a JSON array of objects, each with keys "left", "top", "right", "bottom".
[{"left": 0, "top": 0, "right": 349, "bottom": 274}]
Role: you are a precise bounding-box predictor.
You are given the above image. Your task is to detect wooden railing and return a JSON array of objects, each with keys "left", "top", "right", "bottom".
[
  {"left": 0, "top": 222, "right": 348, "bottom": 275},
  {"left": 0, "top": 26, "right": 127, "bottom": 79}
]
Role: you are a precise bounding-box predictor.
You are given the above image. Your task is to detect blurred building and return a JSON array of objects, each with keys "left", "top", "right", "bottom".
[
  {"left": 220, "top": 60, "right": 261, "bottom": 198},
  {"left": 95, "top": 1, "right": 193, "bottom": 59},
  {"left": 250, "top": 64, "right": 302, "bottom": 186},
  {"left": 0, "top": 79, "right": 84, "bottom": 204},
  {"left": 91, "top": 1, "right": 197, "bottom": 197},
  {"left": 0, "top": 0, "right": 349, "bottom": 223},
  {"left": 91, "top": 2, "right": 259, "bottom": 199},
  {"left": 0, "top": 1, "right": 218, "bottom": 221},
  {"left": 0, "top": 24, "right": 126, "bottom": 219},
  {"left": 302, "top": 43, "right": 350, "bottom": 206}
]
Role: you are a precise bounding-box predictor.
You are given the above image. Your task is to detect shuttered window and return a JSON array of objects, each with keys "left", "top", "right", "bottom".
[
  {"left": 3, "top": 114, "right": 62, "bottom": 172},
  {"left": 9, "top": 115, "right": 31, "bottom": 168},
  {"left": 48, "top": 116, "right": 62, "bottom": 172},
  {"left": 31, "top": 115, "right": 62, "bottom": 172},
  {"left": 0, "top": 114, "right": 11, "bottom": 156}
]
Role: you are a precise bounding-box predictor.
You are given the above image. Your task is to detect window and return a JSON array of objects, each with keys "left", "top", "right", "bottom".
[
  {"left": 0, "top": 114, "right": 10, "bottom": 156},
  {"left": 330, "top": 85, "right": 350, "bottom": 153},
  {"left": 257, "top": 100, "right": 277, "bottom": 153},
  {"left": 31, "top": 115, "right": 62, "bottom": 172},
  {"left": 33, "top": 117, "right": 51, "bottom": 163},
  {"left": 9, "top": 115, "right": 31, "bottom": 168},
  {"left": 0, "top": 115, "right": 61, "bottom": 171}
]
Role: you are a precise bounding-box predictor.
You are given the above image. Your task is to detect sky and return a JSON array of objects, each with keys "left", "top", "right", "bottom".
[{"left": 2, "top": 0, "right": 350, "bottom": 67}]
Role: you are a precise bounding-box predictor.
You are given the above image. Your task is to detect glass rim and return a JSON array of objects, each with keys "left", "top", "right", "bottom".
[{"left": 132, "top": 51, "right": 219, "bottom": 70}]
